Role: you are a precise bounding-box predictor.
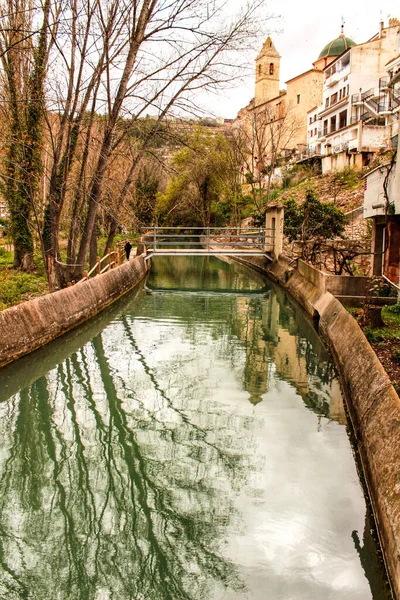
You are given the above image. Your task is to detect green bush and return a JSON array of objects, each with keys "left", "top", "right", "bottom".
[
  {"left": 0, "top": 270, "right": 48, "bottom": 309},
  {"left": 331, "top": 166, "right": 362, "bottom": 189},
  {"left": 386, "top": 302, "right": 400, "bottom": 314},
  {"left": 391, "top": 348, "right": 400, "bottom": 365},
  {"left": 363, "top": 326, "right": 384, "bottom": 343},
  {"left": 283, "top": 189, "right": 346, "bottom": 242}
]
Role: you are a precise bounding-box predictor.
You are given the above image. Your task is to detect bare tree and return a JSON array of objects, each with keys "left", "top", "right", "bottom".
[
  {"left": 231, "top": 101, "right": 301, "bottom": 218},
  {"left": 0, "top": 0, "right": 270, "bottom": 287},
  {"left": 41, "top": 0, "right": 270, "bottom": 286}
]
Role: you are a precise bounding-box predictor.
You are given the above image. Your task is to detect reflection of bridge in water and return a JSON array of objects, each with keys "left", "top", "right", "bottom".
[{"left": 140, "top": 226, "right": 274, "bottom": 258}]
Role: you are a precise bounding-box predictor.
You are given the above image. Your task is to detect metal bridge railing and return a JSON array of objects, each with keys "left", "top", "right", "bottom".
[{"left": 139, "top": 227, "right": 274, "bottom": 255}]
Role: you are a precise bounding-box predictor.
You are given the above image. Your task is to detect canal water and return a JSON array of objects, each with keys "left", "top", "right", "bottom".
[{"left": 0, "top": 256, "right": 391, "bottom": 600}]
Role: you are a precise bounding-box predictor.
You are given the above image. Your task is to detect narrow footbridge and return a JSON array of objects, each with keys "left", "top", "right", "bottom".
[{"left": 140, "top": 227, "right": 274, "bottom": 258}]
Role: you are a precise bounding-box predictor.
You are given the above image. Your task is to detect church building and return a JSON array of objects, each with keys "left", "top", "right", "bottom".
[{"left": 235, "top": 29, "right": 356, "bottom": 162}]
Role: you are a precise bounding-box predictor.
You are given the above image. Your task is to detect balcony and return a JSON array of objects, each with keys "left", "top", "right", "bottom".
[
  {"left": 331, "top": 141, "right": 349, "bottom": 154},
  {"left": 295, "top": 145, "right": 324, "bottom": 162},
  {"left": 324, "top": 64, "right": 350, "bottom": 87},
  {"left": 320, "top": 95, "right": 349, "bottom": 116},
  {"left": 380, "top": 76, "right": 390, "bottom": 91},
  {"left": 318, "top": 119, "right": 358, "bottom": 138}
]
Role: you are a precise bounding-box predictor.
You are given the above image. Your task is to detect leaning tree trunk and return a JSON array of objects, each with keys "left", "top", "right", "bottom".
[
  {"left": 89, "top": 215, "right": 98, "bottom": 270},
  {"left": 103, "top": 216, "right": 119, "bottom": 257}
]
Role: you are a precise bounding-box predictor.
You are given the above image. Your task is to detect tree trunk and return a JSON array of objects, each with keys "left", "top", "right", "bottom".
[
  {"left": 363, "top": 306, "right": 385, "bottom": 329},
  {"left": 90, "top": 216, "right": 98, "bottom": 270},
  {"left": 103, "top": 217, "right": 119, "bottom": 257}
]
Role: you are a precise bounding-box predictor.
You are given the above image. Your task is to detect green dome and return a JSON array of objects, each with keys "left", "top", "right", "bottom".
[{"left": 318, "top": 34, "right": 356, "bottom": 60}]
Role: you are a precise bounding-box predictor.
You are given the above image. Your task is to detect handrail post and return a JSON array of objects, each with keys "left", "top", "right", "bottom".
[
  {"left": 96, "top": 256, "right": 101, "bottom": 275},
  {"left": 207, "top": 227, "right": 210, "bottom": 251},
  {"left": 153, "top": 226, "right": 157, "bottom": 251}
]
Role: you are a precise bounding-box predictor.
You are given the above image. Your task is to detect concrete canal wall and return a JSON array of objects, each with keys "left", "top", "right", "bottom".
[
  {"left": 237, "top": 254, "right": 400, "bottom": 600},
  {"left": 0, "top": 255, "right": 149, "bottom": 368}
]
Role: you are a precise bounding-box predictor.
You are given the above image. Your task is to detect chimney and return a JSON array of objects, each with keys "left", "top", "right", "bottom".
[{"left": 379, "top": 20, "right": 384, "bottom": 38}]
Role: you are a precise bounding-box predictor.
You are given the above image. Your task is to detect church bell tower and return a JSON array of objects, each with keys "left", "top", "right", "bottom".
[{"left": 254, "top": 37, "right": 280, "bottom": 106}]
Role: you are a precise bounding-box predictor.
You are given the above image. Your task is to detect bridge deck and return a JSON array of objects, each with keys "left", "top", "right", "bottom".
[
  {"left": 140, "top": 227, "right": 274, "bottom": 260},
  {"left": 146, "top": 248, "right": 270, "bottom": 258}
]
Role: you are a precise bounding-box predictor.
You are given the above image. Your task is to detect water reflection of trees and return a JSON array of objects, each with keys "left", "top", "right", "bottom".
[{"left": 0, "top": 324, "right": 250, "bottom": 599}]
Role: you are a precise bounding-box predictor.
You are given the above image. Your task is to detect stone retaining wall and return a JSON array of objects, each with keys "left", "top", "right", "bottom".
[
  {"left": 237, "top": 254, "right": 400, "bottom": 600},
  {"left": 297, "top": 258, "right": 372, "bottom": 295},
  {"left": 0, "top": 255, "right": 149, "bottom": 368}
]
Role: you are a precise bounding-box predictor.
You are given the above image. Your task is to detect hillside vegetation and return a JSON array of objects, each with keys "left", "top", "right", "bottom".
[{"left": 272, "top": 165, "right": 365, "bottom": 213}]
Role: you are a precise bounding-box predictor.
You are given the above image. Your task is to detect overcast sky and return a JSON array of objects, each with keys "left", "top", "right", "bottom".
[{"left": 201, "top": 0, "right": 400, "bottom": 119}]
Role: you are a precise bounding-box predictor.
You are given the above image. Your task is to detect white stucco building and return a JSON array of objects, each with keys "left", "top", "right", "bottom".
[
  {"left": 363, "top": 50, "right": 400, "bottom": 285},
  {"left": 306, "top": 19, "right": 400, "bottom": 173}
]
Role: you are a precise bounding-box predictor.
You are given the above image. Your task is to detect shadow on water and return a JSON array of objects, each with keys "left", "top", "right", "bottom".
[{"left": 0, "top": 255, "right": 393, "bottom": 599}]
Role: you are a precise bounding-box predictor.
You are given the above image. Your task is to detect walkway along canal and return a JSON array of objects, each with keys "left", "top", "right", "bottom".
[{"left": 0, "top": 255, "right": 392, "bottom": 599}]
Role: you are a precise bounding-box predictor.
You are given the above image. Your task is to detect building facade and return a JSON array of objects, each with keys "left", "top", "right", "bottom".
[
  {"left": 312, "top": 19, "right": 400, "bottom": 173},
  {"left": 363, "top": 49, "right": 400, "bottom": 285}
]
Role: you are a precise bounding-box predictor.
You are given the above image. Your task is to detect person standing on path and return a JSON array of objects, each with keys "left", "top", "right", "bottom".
[{"left": 124, "top": 240, "right": 132, "bottom": 260}]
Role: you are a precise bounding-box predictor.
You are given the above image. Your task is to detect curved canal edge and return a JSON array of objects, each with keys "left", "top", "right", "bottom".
[
  {"left": 234, "top": 253, "right": 400, "bottom": 600},
  {"left": 0, "top": 254, "right": 149, "bottom": 368}
]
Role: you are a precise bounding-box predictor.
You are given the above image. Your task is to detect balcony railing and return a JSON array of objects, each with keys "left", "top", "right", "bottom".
[
  {"left": 380, "top": 76, "right": 390, "bottom": 90},
  {"left": 320, "top": 119, "right": 358, "bottom": 137},
  {"left": 331, "top": 141, "right": 349, "bottom": 154},
  {"left": 378, "top": 102, "right": 391, "bottom": 112},
  {"left": 361, "top": 88, "right": 375, "bottom": 101},
  {"left": 295, "top": 145, "right": 324, "bottom": 161}
]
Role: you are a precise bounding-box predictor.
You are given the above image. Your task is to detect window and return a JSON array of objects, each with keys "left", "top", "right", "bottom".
[
  {"left": 297, "top": 94, "right": 300, "bottom": 104},
  {"left": 309, "top": 117, "right": 312, "bottom": 124},
  {"left": 325, "top": 97, "right": 329, "bottom": 109},
  {"left": 258, "top": 64, "right": 261, "bottom": 76},
  {"left": 314, "top": 127, "right": 317, "bottom": 136},
  {"left": 339, "top": 110, "right": 347, "bottom": 129},
  {"left": 331, "top": 92, "right": 338, "bottom": 105},
  {"left": 314, "top": 114, "right": 317, "bottom": 122},
  {"left": 323, "top": 120, "right": 328, "bottom": 135},
  {"left": 330, "top": 115, "right": 337, "bottom": 133},
  {"left": 269, "top": 63, "right": 274, "bottom": 75}
]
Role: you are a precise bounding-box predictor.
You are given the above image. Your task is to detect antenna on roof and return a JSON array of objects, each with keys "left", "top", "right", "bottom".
[{"left": 340, "top": 17, "right": 345, "bottom": 36}]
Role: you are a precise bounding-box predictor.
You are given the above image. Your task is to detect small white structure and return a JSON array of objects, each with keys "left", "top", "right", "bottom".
[{"left": 265, "top": 203, "right": 284, "bottom": 258}]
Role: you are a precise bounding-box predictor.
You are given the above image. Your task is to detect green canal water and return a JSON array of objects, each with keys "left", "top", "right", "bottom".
[{"left": 0, "top": 256, "right": 392, "bottom": 600}]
